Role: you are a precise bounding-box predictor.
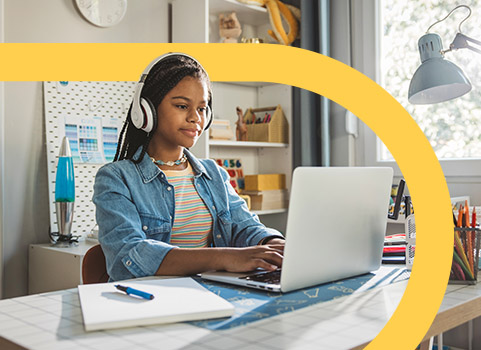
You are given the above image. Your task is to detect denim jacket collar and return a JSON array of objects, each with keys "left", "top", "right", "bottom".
[
  {"left": 184, "top": 149, "right": 211, "bottom": 180},
  {"left": 134, "top": 147, "right": 211, "bottom": 184}
]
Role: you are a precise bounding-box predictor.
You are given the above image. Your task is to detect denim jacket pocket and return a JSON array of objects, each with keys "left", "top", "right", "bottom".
[
  {"left": 139, "top": 213, "right": 171, "bottom": 241},
  {"left": 217, "top": 210, "right": 233, "bottom": 238}
]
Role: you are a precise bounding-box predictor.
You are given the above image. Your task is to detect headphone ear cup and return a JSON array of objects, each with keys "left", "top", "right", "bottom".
[
  {"left": 204, "top": 101, "right": 213, "bottom": 130},
  {"left": 139, "top": 97, "right": 156, "bottom": 133},
  {"left": 130, "top": 101, "right": 144, "bottom": 130}
]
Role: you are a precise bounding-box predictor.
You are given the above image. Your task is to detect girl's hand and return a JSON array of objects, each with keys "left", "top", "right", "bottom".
[
  {"left": 219, "top": 245, "right": 284, "bottom": 273},
  {"left": 262, "top": 238, "right": 285, "bottom": 246}
]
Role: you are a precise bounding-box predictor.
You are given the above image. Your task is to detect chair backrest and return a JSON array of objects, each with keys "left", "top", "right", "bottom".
[{"left": 82, "top": 244, "right": 109, "bottom": 284}]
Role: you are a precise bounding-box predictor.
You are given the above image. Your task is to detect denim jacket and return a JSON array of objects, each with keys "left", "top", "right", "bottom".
[{"left": 93, "top": 148, "right": 283, "bottom": 281}]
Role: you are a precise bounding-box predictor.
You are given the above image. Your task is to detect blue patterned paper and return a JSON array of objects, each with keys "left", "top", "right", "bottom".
[{"left": 191, "top": 267, "right": 410, "bottom": 330}]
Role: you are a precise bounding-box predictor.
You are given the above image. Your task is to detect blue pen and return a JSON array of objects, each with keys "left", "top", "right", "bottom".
[{"left": 114, "top": 284, "right": 155, "bottom": 300}]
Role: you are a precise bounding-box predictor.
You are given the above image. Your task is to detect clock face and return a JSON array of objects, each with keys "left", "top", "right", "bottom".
[{"left": 75, "top": 0, "right": 127, "bottom": 28}]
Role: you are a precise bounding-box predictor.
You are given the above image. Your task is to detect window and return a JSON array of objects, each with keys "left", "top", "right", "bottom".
[{"left": 364, "top": 0, "right": 481, "bottom": 176}]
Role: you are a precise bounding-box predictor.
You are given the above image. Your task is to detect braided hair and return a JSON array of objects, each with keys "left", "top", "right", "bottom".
[{"left": 114, "top": 54, "right": 212, "bottom": 163}]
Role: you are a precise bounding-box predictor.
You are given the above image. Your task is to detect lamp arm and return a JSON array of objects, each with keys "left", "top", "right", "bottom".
[
  {"left": 448, "top": 33, "right": 481, "bottom": 55},
  {"left": 466, "top": 45, "right": 481, "bottom": 55},
  {"left": 459, "top": 33, "right": 481, "bottom": 47}
]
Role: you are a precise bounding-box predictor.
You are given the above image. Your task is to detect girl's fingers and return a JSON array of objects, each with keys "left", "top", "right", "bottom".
[
  {"left": 257, "top": 251, "right": 283, "bottom": 266},
  {"left": 264, "top": 244, "right": 285, "bottom": 252},
  {"left": 253, "top": 259, "right": 277, "bottom": 271}
]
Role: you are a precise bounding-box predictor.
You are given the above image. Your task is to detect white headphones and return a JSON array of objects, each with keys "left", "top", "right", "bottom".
[{"left": 130, "top": 52, "right": 213, "bottom": 133}]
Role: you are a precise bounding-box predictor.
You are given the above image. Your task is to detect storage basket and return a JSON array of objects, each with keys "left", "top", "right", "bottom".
[{"left": 243, "top": 105, "right": 288, "bottom": 143}]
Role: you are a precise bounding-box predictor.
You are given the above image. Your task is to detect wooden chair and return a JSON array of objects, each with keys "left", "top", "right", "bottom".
[{"left": 82, "top": 244, "right": 109, "bottom": 284}]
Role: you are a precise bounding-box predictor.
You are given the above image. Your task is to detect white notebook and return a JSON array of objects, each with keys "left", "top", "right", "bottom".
[{"left": 78, "top": 277, "right": 234, "bottom": 331}]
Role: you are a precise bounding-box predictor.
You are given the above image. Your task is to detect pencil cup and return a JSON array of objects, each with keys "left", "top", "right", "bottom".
[
  {"left": 405, "top": 214, "right": 416, "bottom": 271},
  {"left": 449, "top": 227, "right": 481, "bottom": 285}
]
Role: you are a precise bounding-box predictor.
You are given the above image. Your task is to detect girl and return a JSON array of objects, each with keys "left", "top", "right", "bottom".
[{"left": 93, "top": 53, "right": 285, "bottom": 281}]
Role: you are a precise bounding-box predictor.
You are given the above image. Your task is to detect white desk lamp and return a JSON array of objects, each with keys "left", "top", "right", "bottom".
[{"left": 408, "top": 5, "right": 481, "bottom": 104}]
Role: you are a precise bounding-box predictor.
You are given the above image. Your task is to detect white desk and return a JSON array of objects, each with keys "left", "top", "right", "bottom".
[
  {"left": 418, "top": 282, "right": 481, "bottom": 349},
  {"left": 1, "top": 268, "right": 406, "bottom": 350},
  {"left": 0, "top": 270, "right": 479, "bottom": 350}
]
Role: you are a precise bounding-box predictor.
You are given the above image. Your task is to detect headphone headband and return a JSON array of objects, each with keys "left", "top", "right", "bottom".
[
  {"left": 138, "top": 52, "right": 206, "bottom": 83},
  {"left": 131, "top": 52, "right": 213, "bottom": 133}
]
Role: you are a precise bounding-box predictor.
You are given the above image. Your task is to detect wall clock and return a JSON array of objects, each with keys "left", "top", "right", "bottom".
[{"left": 75, "top": 0, "right": 128, "bottom": 28}]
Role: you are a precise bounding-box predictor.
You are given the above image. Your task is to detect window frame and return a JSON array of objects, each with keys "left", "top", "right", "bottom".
[{"left": 357, "top": 0, "right": 481, "bottom": 178}]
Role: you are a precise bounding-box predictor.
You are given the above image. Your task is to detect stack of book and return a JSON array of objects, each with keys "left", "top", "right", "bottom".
[
  {"left": 382, "top": 233, "right": 407, "bottom": 264},
  {"left": 242, "top": 174, "right": 288, "bottom": 211}
]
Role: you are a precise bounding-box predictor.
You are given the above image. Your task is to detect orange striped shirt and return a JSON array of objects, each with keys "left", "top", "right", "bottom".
[{"left": 163, "top": 163, "right": 213, "bottom": 248}]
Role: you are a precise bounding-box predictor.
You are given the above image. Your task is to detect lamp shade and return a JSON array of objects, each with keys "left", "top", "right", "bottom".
[{"left": 408, "top": 33, "right": 472, "bottom": 104}]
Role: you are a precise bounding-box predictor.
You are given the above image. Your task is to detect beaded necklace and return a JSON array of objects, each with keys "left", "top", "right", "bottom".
[{"left": 150, "top": 154, "right": 187, "bottom": 167}]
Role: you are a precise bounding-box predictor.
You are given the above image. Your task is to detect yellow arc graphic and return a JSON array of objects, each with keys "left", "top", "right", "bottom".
[{"left": 0, "top": 43, "right": 453, "bottom": 349}]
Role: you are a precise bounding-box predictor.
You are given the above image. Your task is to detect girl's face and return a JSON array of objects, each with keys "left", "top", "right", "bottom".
[{"left": 154, "top": 76, "right": 210, "bottom": 151}]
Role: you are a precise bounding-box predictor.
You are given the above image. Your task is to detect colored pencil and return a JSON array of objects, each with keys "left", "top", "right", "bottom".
[
  {"left": 454, "top": 234, "right": 474, "bottom": 280},
  {"left": 453, "top": 250, "right": 471, "bottom": 280},
  {"left": 451, "top": 204, "right": 479, "bottom": 281},
  {"left": 473, "top": 207, "right": 477, "bottom": 228},
  {"left": 465, "top": 203, "right": 474, "bottom": 274},
  {"left": 471, "top": 207, "right": 479, "bottom": 272},
  {"left": 457, "top": 205, "right": 463, "bottom": 227}
]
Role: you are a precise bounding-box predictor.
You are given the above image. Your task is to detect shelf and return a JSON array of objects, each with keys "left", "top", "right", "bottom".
[
  {"left": 387, "top": 217, "right": 406, "bottom": 224},
  {"left": 173, "top": 0, "right": 272, "bottom": 43},
  {"left": 252, "top": 208, "right": 287, "bottom": 216},
  {"left": 209, "top": 140, "right": 288, "bottom": 148},
  {"left": 209, "top": 0, "right": 268, "bottom": 26}
]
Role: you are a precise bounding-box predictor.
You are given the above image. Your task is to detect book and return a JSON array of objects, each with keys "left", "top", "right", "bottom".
[
  {"left": 78, "top": 277, "right": 234, "bottom": 331},
  {"left": 242, "top": 189, "right": 288, "bottom": 210},
  {"left": 383, "top": 246, "right": 406, "bottom": 255},
  {"left": 383, "top": 233, "right": 406, "bottom": 246},
  {"left": 382, "top": 256, "right": 406, "bottom": 264},
  {"left": 383, "top": 235, "right": 407, "bottom": 264}
]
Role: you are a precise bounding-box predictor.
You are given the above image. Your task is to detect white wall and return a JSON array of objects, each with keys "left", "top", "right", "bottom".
[
  {"left": 5, "top": 1, "right": 168, "bottom": 43},
  {"left": 3, "top": 0, "right": 169, "bottom": 298}
]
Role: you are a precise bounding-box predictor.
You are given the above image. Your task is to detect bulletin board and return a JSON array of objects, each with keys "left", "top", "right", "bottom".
[{"left": 43, "top": 81, "right": 137, "bottom": 239}]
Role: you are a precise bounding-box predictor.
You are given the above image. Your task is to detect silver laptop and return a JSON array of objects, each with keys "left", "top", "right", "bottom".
[{"left": 201, "top": 166, "right": 394, "bottom": 293}]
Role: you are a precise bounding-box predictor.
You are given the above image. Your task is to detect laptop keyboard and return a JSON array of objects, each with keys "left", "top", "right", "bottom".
[{"left": 239, "top": 269, "right": 281, "bottom": 284}]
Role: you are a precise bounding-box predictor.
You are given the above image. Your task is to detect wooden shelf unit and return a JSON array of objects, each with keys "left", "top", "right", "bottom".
[{"left": 172, "top": 0, "right": 292, "bottom": 232}]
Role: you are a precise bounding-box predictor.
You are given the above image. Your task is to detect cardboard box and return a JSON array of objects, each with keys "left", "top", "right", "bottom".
[
  {"left": 242, "top": 189, "right": 288, "bottom": 211},
  {"left": 244, "top": 174, "right": 286, "bottom": 191}
]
